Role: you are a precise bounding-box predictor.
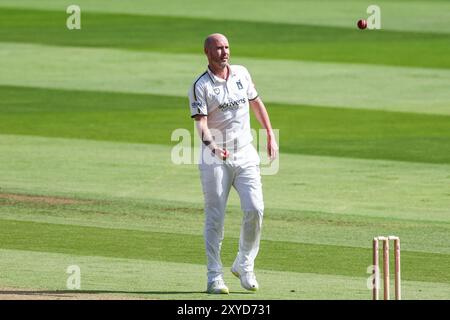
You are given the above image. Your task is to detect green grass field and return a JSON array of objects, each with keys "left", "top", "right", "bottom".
[{"left": 0, "top": 0, "right": 449, "bottom": 300}]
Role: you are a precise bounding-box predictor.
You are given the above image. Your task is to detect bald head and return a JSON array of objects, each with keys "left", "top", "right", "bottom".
[
  {"left": 203, "top": 33, "right": 230, "bottom": 70},
  {"left": 204, "top": 33, "right": 228, "bottom": 50}
]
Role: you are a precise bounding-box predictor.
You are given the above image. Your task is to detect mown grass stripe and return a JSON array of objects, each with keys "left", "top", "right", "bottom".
[
  {"left": 1, "top": 193, "right": 450, "bottom": 254},
  {"left": 2, "top": 134, "right": 449, "bottom": 222},
  {"left": 1, "top": 43, "right": 449, "bottom": 115},
  {"left": 0, "top": 8, "right": 449, "bottom": 69},
  {"left": 0, "top": 0, "right": 449, "bottom": 34},
  {"left": 0, "top": 219, "right": 448, "bottom": 284},
  {"left": 4, "top": 248, "right": 449, "bottom": 299},
  {"left": 1, "top": 85, "right": 450, "bottom": 164}
]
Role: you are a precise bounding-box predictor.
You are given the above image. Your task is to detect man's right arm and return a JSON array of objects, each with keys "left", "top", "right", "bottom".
[
  {"left": 189, "top": 78, "right": 229, "bottom": 160},
  {"left": 193, "top": 115, "right": 229, "bottom": 160}
]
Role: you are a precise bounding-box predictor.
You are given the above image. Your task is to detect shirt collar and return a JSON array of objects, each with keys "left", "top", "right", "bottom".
[{"left": 207, "top": 65, "right": 234, "bottom": 84}]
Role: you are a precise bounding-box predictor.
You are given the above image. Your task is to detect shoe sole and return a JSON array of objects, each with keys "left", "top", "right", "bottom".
[{"left": 207, "top": 288, "right": 229, "bottom": 294}]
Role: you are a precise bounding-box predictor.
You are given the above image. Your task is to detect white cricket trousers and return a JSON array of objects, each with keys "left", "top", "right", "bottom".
[{"left": 199, "top": 143, "right": 264, "bottom": 282}]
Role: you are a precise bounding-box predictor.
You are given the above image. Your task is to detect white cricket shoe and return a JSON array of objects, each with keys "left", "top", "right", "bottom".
[
  {"left": 231, "top": 262, "right": 259, "bottom": 292},
  {"left": 206, "top": 279, "right": 229, "bottom": 294}
]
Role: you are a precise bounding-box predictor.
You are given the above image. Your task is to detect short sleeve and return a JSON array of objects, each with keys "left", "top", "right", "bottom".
[
  {"left": 188, "top": 81, "right": 208, "bottom": 118},
  {"left": 244, "top": 68, "right": 258, "bottom": 101}
]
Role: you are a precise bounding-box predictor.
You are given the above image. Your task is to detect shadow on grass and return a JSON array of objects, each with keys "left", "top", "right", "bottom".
[{"left": 0, "top": 289, "right": 254, "bottom": 297}]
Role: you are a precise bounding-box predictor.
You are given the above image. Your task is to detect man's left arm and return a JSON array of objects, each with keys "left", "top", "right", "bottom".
[{"left": 250, "top": 97, "right": 278, "bottom": 160}]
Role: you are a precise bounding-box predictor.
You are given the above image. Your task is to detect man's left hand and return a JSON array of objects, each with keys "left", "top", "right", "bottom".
[{"left": 267, "top": 132, "right": 278, "bottom": 161}]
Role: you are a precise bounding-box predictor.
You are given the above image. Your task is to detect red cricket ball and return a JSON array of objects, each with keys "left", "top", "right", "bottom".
[{"left": 357, "top": 19, "right": 367, "bottom": 30}]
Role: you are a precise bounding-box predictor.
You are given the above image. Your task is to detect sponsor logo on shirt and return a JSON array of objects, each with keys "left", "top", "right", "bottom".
[{"left": 218, "top": 98, "right": 247, "bottom": 111}]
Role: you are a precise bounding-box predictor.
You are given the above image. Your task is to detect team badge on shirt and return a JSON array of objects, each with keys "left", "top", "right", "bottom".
[
  {"left": 236, "top": 80, "right": 243, "bottom": 90},
  {"left": 213, "top": 88, "right": 220, "bottom": 95}
]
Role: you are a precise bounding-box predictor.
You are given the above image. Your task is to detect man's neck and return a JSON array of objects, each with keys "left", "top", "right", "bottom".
[{"left": 209, "top": 64, "right": 229, "bottom": 80}]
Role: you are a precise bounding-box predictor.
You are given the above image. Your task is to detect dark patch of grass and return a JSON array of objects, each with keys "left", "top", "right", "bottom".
[
  {"left": 0, "top": 8, "right": 449, "bottom": 68},
  {"left": 1, "top": 85, "right": 450, "bottom": 164},
  {"left": 0, "top": 219, "right": 448, "bottom": 283}
]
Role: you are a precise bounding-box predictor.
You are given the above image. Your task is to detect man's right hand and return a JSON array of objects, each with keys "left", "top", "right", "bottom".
[{"left": 213, "top": 148, "right": 230, "bottom": 160}]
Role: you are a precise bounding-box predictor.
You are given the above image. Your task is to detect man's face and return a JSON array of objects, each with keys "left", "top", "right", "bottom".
[{"left": 205, "top": 37, "right": 230, "bottom": 68}]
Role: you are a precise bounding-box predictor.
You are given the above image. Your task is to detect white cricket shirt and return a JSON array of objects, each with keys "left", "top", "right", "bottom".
[{"left": 188, "top": 64, "right": 259, "bottom": 151}]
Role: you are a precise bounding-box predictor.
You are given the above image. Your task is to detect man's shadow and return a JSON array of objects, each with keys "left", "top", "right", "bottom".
[{"left": 0, "top": 289, "right": 254, "bottom": 298}]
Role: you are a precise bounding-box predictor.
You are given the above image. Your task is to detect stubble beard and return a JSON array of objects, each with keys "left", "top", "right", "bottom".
[{"left": 218, "top": 59, "right": 229, "bottom": 69}]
